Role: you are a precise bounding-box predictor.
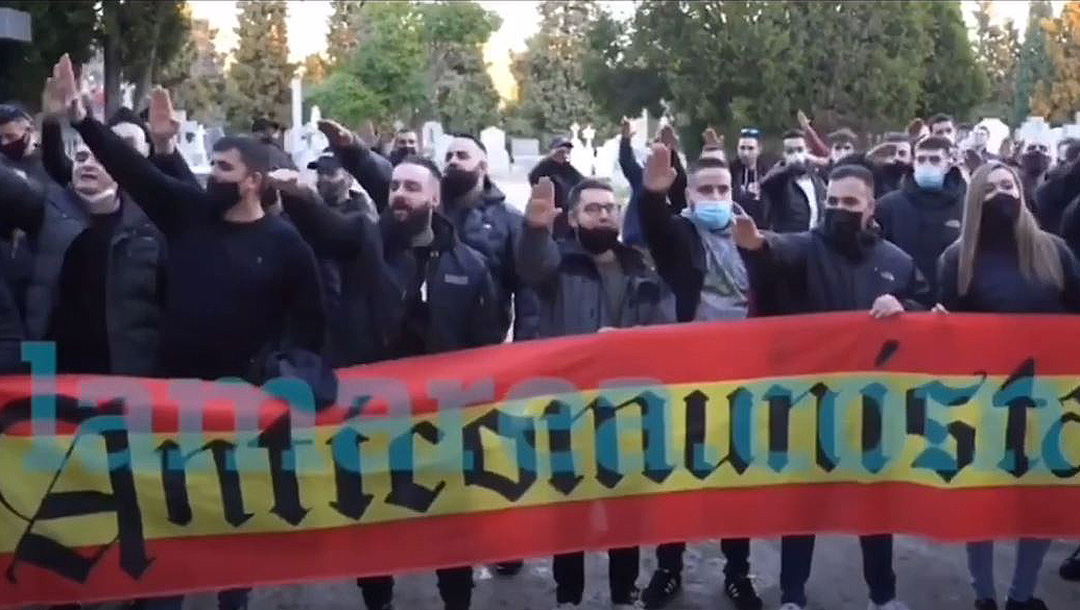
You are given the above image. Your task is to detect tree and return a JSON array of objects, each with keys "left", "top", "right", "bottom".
[
  {"left": 158, "top": 18, "right": 227, "bottom": 126},
  {"left": 0, "top": 1, "right": 98, "bottom": 110},
  {"left": 505, "top": 0, "right": 605, "bottom": 139},
  {"left": 326, "top": 0, "right": 366, "bottom": 68},
  {"left": 1032, "top": 1, "right": 1080, "bottom": 123},
  {"left": 310, "top": 1, "right": 501, "bottom": 134},
  {"left": 581, "top": 7, "right": 669, "bottom": 127},
  {"left": 1015, "top": 0, "right": 1055, "bottom": 125},
  {"left": 973, "top": 1, "right": 1021, "bottom": 119},
  {"left": 225, "top": 0, "right": 295, "bottom": 133},
  {"left": 916, "top": 0, "right": 988, "bottom": 121},
  {"left": 301, "top": 53, "right": 329, "bottom": 89}
]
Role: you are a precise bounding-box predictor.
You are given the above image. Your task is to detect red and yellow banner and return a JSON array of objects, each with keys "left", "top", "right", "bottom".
[{"left": 1, "top": 313, "right": 1079, "bottom": 606}]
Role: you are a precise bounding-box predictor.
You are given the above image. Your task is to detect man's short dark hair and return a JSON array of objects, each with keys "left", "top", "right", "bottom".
[
  {"left": 251, "top": 117, "right": 280, "bottom": 133},
  {"left": 450, "top": 132, "right": 487, "bottom": 154},
  {"left": 399, "top": 155, "right": 442, "bottom": 183},
  {"left": 688, "top": 156, "right": 730, "bottom": 177},
  {"left": 884, "top": 132, "right": 909, "bottom": 144},
  {"left": 782, "top": 129, "right": 805, "bottom": 141},
  {"left": 106, "top": 106, "right": 151, "bottom": 145},
  {"left": 916, "top": 135, "right": 953, "bottom": 152},
  {"left": 829, "top": 163, "right": 875, "bottom": 192},
  {"left": 568, "top": 178, "right": 614, "bottom": 211},
  {"left": 0, "top": 103, "right": 31, "bottom": 126},
  {"left": 1060, "top": 138, "right": 1080, "bottom": 164},
  {"left": 212, "top": 135, "right": 272, "bottom": 175},
  {"left": 828, "top": 128, "right": 858, "bottom": 146},
  {"left": 928, "top": 113, "right": 954, "bottom": 127}
]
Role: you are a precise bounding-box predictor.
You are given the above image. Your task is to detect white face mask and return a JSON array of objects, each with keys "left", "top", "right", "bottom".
[{"left": 785, "top": 152, "right": 807, "bottom": 167}]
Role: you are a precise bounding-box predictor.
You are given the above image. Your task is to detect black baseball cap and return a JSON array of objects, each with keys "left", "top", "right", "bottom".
[
  {"left": 307, "top": 152, "right": 342, "bottom": 172},
  {"left": 550, "top": 136, "right": 574, "bottom": 150}
]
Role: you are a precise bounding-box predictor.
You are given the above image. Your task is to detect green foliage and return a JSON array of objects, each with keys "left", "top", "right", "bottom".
[
  {"left": 916, "top": 0, "right": 989, "bottom": 121},
  {"left": 505, "top": 0, "right": 605, "bottom": 139},
  {"left": 973, "top": 0, "right": 1021, "bottom": 119},
  {"left": 158, "top": 18, "right": 227, "bottom": 126},
  {"left": 326, "top": 0, "right": 365, "bottom": 68},
  {"left": 113, "top": 0, "right": 190, "bottom": 109},
  {"left": 310, "top": 1, "right": 501, "bottom": 134},
  {"left": 1032, "top": 1, "right": 1080, "bottom": 124},
  {"left": 225, "top": 0, "right": 296, "bottom": 132},
  {"left": 1016, "top": 0, "right": 1055, "bottom": 124},
  {"left": 0, "top": 1, "right": 100, "bottom": 110}
]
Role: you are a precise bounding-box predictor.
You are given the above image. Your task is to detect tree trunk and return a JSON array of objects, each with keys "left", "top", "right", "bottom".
[
  {"left": 132, "top": 19, "right": 163, "bottom": 113},
  {"left": 102, "top": 0, "right": 122, "bottom": 118}
]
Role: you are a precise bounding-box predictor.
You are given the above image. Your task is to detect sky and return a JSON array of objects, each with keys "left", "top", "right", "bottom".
[{"left": 188, "top": 0, "right": 1067, "bottom": 102}]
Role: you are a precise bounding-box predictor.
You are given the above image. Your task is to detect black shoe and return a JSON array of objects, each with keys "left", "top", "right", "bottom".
[
  {"left": 1061, "top": 546, "right": 1080, "bottom": 581},
  {"left": 974, "top": 600, "right": 998, "bottom": 610},
  {"left": 493, "top": 560, "right": 524, "bottom": 576},
  {"left": 1005, "top": 598, "right": 1048, "bottom": 610},
  {"left": 724, "top": 577, "right": 763, "bottom": 610},
  {"left": 641, "top": 568, "right": 681, "bottom": 609}
]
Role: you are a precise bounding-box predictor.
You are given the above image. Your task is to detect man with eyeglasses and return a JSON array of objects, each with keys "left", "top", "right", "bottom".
[
  {"left": 517, "top": 175, "right": 669, "bottom": 609},
  {"left": 732, "top": 127, "right": 769, "bottom": 225},
  {"left": 874, "top": 135, "right": 965, "bottom": 307}
]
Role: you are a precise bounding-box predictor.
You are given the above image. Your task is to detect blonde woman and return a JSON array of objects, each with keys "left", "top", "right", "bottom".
[{"left": 936, "top": 162, "right": 1080, "bottom": 610}]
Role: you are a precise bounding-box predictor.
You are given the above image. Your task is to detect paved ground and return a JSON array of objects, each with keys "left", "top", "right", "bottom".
[{"left": 176, "top": 537, "right": 1079, "bottom": 610}]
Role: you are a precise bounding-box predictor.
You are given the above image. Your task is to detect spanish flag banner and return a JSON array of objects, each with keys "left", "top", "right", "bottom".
[{"left": 1, "top": 313, "right": 1079, "bottom": 606}]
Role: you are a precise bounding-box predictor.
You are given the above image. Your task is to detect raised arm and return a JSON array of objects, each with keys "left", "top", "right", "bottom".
[
  {"left": 618, "top": 118, "right": 643, "bottom": 189},
  {"left": 515, "top": 178, "right": 562, "bottom": 288},
  {"left": 638, "top": 144, "right": 694, "bottom": 285},
  {"left": 318, "top": 120, "right": 390, "bottom": 212},
  {"left": 39, "top": 117, "right": 73, "bottom": 186},
  {"left": 798, "top": 110, "right": 830, "bottom": 158},
  {"left": 268, "top": 169, "right": 368, "bottom": 259}
]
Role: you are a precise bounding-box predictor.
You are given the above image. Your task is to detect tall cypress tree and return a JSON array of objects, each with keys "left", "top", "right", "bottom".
[
  {"left": 1014, "top": 0, "right": 1054, "bottom": 124},
  {"left": 225, "top": 0, "right": 295, "bottom": 132},
  {"left": 1032, "top": 1, "right": 1080, "bottom": 123}
]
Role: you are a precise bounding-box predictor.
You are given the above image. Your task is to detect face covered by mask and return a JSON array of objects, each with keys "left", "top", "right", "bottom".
[
  {"left": 441, "top": 166, "right": 481, "bottom": 201},
  {"left": 691, "top": 200, "right": 733, "bottom": 230},
  {"left": 577, "top": 226, "right": 620, "bottom": 254},
  {"left": 0, "top": 133, "right": 29, "bottom": 162},
  {"left": 388, "top": 147, "right": 418, "bottom": 166},
  {"left": 205, "top": 176, "right": 241, "bottom": 216},
  {"left": 980, "top": 193, "right": 1021, "bottom": 244},
  {"left": 1020, "top": 151, "right": 1051, "bottom": 177},
  {"left": 913, "top": 165, "right": 947, "bottom": 190},
  {"left": 821, "top": 207, "right": 869, "bottom": 260},
  {"left": 784, "top": 152, "right": 808, "bottom": 170}
]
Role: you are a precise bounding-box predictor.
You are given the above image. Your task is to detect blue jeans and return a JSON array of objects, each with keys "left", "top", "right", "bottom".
[{"left": 966, "top": 538, "right": 1052, "bottom": 602}]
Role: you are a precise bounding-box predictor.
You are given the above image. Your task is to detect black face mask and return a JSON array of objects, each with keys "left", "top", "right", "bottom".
[
  {"left": 441, "top": 167, "right": 480, "bottom": 201},
  {"left": 389, "top": 147, "right": 418, "bottom": 166},
  {"left": 1020, "top": 151, "right": 1051, "bottom": 176},
  {"left": 822, "top": 208, "right": 867, "bottom": 260},
  {"left": 577, "top": 226, "right": 620, "bottom": 254},
  {"left": 881, "top": 161, "right": 910, "bottom": 184},
  {"left": 206, "top": 176, "right": 241, "bottom": 216},
  {"left": 980, "top": 193, "right": 1021, "bottom": 245},
  {"left": 0, "top": 135, "right": 28, "bottom": 161}
]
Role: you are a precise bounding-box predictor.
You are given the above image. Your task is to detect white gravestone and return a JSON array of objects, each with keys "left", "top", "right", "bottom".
[
  {"left": 480, "top": 126, "right": 510, "bottom": 175},
  {"left": 511, "top": 138, "right": 541, "bottom": 173}
]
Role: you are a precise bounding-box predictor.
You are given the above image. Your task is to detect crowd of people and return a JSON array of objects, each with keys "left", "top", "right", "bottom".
[{"left": 1, "top": 52, "right": 1080, "bottom": 610}]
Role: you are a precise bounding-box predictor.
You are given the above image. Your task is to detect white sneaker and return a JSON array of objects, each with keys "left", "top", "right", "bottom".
[
  {"left": 778, "top": 604, "right": 805, "bottom": 610},
  {"left": 869, "top": 601, "right": 911, "bottom": 610}
]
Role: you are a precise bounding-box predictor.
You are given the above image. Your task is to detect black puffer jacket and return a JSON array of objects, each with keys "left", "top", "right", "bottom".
[
  {"left": 516, "top": 225, "right": 670, "bottom": 338},
  {"left": 874, "top": 168, "right": 966, "bottom": 306}
]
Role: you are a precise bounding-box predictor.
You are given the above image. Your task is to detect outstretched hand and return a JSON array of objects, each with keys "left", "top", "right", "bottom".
[
  {"left": 148, "top": 87, "right": 180, "bottom": 154},
  {"left": 46, "top": 54, "right": 84, "bottom": 123},
  {"left": 643, "top": 142, "right": 677, "bottom": 194},
  {"left": 731, "top": 204, "right": 764, "bottom": 251},
  {"left": 620, "top": 117, "right": 634, "bottom": 140},
  {"left": 265, "top": 168, "right": 312, "bottom": 197},
  {"left": 317, "top": 119, "right": 356, "bottom": 148},
  {"left": 525, "top": 177, "right": 558, "bottom": 230},
  {"left": 658, "top": 124, "right": 679, "bottom": 150},
  {"left": 703, "top": 127, "right": 722, "bottom": 148}
]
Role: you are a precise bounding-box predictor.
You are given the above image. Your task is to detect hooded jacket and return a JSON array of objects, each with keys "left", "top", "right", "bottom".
[
  {"left": 874, "top": 167, "right": 966, "bottom": 306},
  {"left": 516, "top": 225, "right": 670, "bottom": 338},
  {"left": 730, "top": 156, "right": 770, "bottom": 226},
  {"left": 759, "top": 164, "right": 827, "bottom": 233},
  {"left": 743, "top": 226, "right": 929, "bottom": 316}
]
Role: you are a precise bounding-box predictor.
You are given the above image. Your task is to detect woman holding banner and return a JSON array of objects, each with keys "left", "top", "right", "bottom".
[{"left": 936, "top": 162, "right": 1080, "bottom": 610}]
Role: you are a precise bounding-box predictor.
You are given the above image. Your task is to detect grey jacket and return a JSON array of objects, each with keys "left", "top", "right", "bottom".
[
  {"left": 516, "top": 225, "right": 670, "bottom": 338},
  {"left": 3, "top": 176, "right": 165, "bottom": 375}
]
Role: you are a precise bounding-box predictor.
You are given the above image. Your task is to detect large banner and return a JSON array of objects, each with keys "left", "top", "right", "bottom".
[{"left": 1, "top": 313, "right": 1079, "bottom": 606}]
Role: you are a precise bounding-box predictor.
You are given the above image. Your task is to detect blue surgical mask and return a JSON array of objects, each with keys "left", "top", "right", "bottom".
[
  {"left": 692, "top": 200, "right": 733, "bottom": 229},
  {"left": 913, "top": 165, "right": 946, "bottom": 190}
]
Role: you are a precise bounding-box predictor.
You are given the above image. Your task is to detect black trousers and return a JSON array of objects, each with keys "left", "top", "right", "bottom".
[
  {"left": 656, "top": 538, "right": 751, "bottom": 580},
  {"left": 553, "top": 547, "right": 639, "bottom": 605},
  {"left": 358, "top": 567, "right": 473, "bottom": 610},
  {"left": 780, "top": 534, "right": 895, "bottom": 606}
]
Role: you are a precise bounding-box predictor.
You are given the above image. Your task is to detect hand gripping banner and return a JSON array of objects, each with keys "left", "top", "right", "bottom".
[{"left": 1, "top": 313, "right": 1079, "bottom": 606}]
